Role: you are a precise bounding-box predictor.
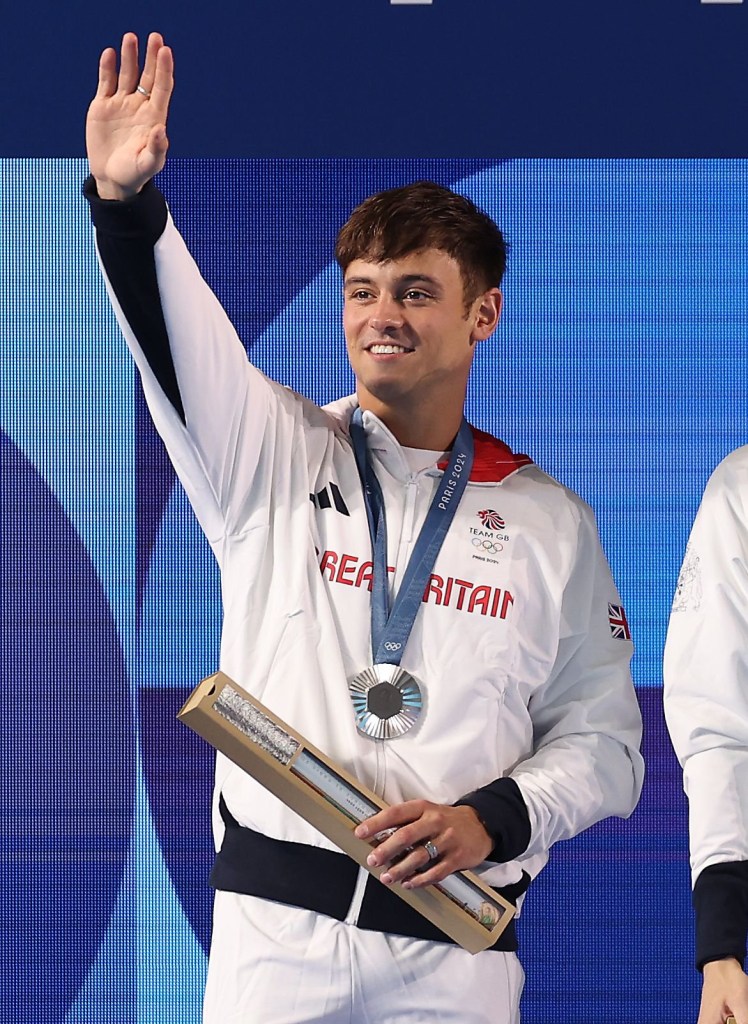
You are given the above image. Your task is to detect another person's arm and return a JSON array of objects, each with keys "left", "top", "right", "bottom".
[{"left": 664, "top": 449, "right": 748, "bottom": 1024}]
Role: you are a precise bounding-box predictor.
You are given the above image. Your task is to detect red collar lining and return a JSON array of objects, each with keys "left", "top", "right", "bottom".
[{"left": 437, "top": 425, "right": 533, "bottom": 483}]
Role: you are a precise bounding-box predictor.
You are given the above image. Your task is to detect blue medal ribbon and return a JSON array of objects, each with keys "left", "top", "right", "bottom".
[{"left": 349, "top": 407, "right": 474, "bottom": 667}]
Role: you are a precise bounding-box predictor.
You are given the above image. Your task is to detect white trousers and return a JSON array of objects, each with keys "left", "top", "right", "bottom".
[{"left": 203, "top": 891, "right": 524, "bottom": 1023}]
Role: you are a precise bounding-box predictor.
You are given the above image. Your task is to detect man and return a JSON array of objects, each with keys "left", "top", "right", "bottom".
[
  {"left": 85, "top": 32, "right": 644, "bottom": 1023},
  {"left": 665, "top": 451, "right": 748, "bottom": 1024}
]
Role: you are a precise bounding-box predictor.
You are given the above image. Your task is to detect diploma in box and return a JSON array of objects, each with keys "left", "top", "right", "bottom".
[{"left": 178, "top": 671, "right": 515, "bottom": 954}]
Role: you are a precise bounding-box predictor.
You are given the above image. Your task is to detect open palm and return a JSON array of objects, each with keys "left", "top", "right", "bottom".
[{"left": 86, "top": 32, "right": 174, "bottom": 200}]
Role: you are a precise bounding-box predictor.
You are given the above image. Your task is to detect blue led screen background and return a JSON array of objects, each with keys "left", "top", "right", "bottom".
[{"left": 3, "top": 157, "right": 748, "bottom": 1022}]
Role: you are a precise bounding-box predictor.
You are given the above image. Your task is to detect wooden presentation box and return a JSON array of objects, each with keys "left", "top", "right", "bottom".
[{"left": 178, "top": 671, "right": 515, "bottom": 954}]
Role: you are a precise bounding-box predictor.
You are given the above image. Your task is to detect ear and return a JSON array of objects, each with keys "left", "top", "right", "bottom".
[{"left": 470, "top": 288, "right": 502, "bottom": 344}]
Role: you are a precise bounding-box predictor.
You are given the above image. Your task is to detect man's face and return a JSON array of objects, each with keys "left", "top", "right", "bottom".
[{"left": 343, "top": 249, "right": 501, "bottom": 421}]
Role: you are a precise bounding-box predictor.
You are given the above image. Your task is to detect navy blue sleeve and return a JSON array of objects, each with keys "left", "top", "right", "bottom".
[
  {"left": 694, "top": 861, "right": 748, "bottom": 971},
  {"left": 82, "top": 176, "right": 185, "bottom": 423},
  {"left": 455, "top": 777, "right": 531, "bottom": 864}
]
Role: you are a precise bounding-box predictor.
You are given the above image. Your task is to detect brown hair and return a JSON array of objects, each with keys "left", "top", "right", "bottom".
[{"left": 335, "top": 181, "right": 507, "bottom": 306}]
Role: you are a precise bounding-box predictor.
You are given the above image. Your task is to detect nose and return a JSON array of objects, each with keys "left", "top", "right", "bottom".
[{"left": 368, "top": 293, "right": 404, "bottom": 332}]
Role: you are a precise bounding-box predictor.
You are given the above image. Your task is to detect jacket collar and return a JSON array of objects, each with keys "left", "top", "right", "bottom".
[
  {"left": 439, "top": 426, "right": 533, "bottom": 483},
  {"left": 325, "top": 395, "right": 533, "bottom": 484}
]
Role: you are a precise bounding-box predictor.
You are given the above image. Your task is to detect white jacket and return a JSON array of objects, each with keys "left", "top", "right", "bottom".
[
  {"left": 90, "top": 184, "right": 644, "bottom": 895},
  {"left": 664, "top": 447, "right": 748, "bottom": 884}
]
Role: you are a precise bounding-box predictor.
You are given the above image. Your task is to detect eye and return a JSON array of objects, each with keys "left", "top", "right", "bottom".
[
  {"left": 402, "top": 289, "right": 432, "bottom": 302},
  {"left": 347, "top": 288, "right": 374, "bottom": 301}
]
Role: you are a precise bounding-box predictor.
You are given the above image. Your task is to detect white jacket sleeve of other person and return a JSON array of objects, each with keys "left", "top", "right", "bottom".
[{"left": 664, "top": 447, "right": 748, "bottom": 967}]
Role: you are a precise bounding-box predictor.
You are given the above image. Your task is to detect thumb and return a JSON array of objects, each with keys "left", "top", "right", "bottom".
[{"left": 147, "top": 123, "right": 169, "bottom": 159}]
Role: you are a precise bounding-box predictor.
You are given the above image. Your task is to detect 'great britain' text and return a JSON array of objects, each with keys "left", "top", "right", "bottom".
[{"left": 318, "top": 549, "right": 513, "bottom": 619}]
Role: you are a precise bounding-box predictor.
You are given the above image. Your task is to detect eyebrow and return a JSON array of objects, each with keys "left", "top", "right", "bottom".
[{"left": 345, "top": 274, "right": 443, "bottom": 290}]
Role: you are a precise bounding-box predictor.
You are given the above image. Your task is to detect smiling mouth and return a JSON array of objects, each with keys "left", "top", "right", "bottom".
[{"left": 367, "top": 344, "right": 414, "bottom": 355}]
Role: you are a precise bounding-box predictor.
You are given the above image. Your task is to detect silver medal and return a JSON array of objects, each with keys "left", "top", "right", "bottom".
[{"left": 349, "top": 664, "right": 424, "bottom": 740}]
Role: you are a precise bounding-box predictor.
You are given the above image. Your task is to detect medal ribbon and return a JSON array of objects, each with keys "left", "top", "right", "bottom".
[{"left": 349, "top": 408, "right": 474, "bottom": 666}]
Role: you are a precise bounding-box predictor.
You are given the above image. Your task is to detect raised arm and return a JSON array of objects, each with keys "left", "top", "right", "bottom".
[
  {"left": 86, "top": 32, "right": 174, "bottom": 200},
  {"left": 83, "top": 33, "right": 318, "bottom": 548}
]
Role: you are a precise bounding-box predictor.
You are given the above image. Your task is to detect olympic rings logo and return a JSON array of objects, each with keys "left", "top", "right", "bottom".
[
  {"left": 472, "top": 537, "right": 504, "bottom": 555},
  {"left": 383, "top": 642, "right": 402, "bottom": 652}
]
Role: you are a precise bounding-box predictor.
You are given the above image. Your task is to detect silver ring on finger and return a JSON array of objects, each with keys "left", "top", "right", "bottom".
[
  {"left": 136, "top": 84, "right": 151, "bottom": 97},
  {"left": 423, "top": 840, "right": 439, "bottom": 862}
]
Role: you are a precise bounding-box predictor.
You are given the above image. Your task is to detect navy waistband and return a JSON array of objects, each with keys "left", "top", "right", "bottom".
[{"left": 210, "top": 796, "right": 529, "bottom": 951}]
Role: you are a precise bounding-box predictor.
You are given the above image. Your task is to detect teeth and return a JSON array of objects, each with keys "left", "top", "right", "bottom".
[{"left": 370, "top": 345, "right": 409, "bottom": 355}]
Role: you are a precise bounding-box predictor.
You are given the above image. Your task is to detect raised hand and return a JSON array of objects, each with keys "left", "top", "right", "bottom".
[{"left": 86, "top": 32, "right": 174, "bottom": 200}]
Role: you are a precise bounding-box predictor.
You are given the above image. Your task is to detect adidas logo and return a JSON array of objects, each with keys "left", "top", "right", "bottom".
[{"left": 310, "top": 482, "right": 350, "bottom": 516}]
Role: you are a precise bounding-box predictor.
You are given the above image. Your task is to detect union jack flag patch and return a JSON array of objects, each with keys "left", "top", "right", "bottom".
[{"left": 608, "top": 603, "right": 631, "bottom": 641}]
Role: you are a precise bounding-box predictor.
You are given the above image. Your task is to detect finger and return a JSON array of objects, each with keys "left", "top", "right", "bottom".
[
  {"left": 391, "top": 835, "right": 457, "bottom": 889},
  {"left": 355, "top": 800, "right": 425, "bottom": 840},
  {"left": 727, "top": 1009, "right": 748, "bottom": 1024},
  {"left": 725, "top": 993, "right": 748, "bottom": 1023},
  {"left": 146, "top": 124, "right": 170, "bottom": 163},
  {"left": 117, "top": 32, "right": 140, "bottom": 94},
  {"left": 367, "top": 820, "right": 434, "bottom": 867},
  {"left": 402, "top": 858, "right": 451, "bottom": 889},
  {"left": 380, "top": 845, "right": 433, "bottom": 886},
  {"left": 355, "top": 812, "right": 392, "bottom": 840},
  {"left": 407, "top": 836, "right": 450, "bottom": 885},
  {"left": 697, "top": 993, "right": 732, "bottom": 1024},
  {"left": 372, "top": 825, "right": 445, "bottom": 873},
  {"left": 365, "top": 831, "right": 406, "bottom": 869},
  {"left": 149, "top": 45, "right": 174, "bottom": 119},
  {"left": 139, "top": 31, "right": 164, "bottom": 92},
  {"left": 95, "top": 47, "right": 118, "bottom": 99},
  {"left": 134, "top": 124, "right": 169, "bottom": 181}
]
